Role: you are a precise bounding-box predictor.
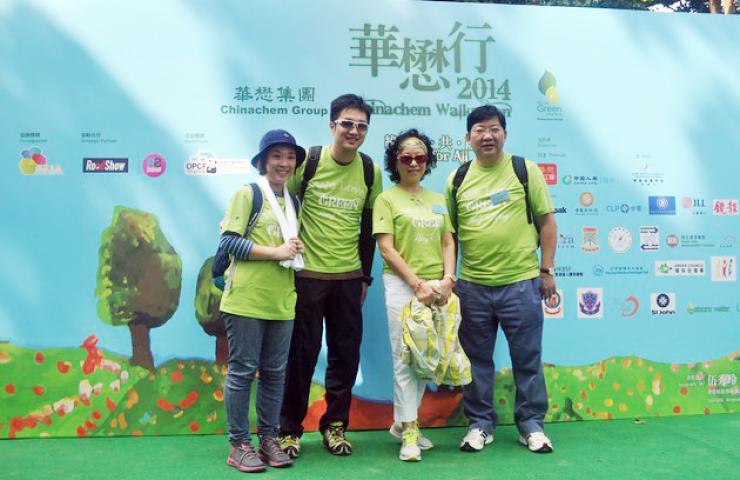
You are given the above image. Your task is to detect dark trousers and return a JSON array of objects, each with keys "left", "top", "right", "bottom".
[{"left": 280, "top": 277, "right": 363, "bottom": 436}]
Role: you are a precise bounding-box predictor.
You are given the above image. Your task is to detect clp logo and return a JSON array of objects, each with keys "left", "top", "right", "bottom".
[{"left": 142, "top": 153, "right": 167, "bottom": 177}]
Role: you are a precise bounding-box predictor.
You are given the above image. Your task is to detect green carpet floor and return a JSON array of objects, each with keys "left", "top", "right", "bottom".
[{"left": 1, "top": 414, "right": 738, "bottom": 479}]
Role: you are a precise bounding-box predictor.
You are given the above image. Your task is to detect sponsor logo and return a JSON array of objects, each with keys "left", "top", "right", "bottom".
[
  {"left": 681, "top": 196, "right": 708, "bottom": 215},
  {"left": 711, "top": 256, "right": 736, "bottom": 282},
  {"left": 577, "top": 288, "right": 603, "bottom": 318},
  {"left": 655, "top": 260, "right": 705, "bottom": 276},
  {"left": 557, "top": 234, "right": 575, "bottom": 249},
  {"left": 719, "top": 235, "right": 736, "bottom": 248},
  {"left": 620, "top": 295, "right": 640, "bottom": 317},
  {"left": 184, "top": 150, "right": 251, "bottom": 176},
  {"left": 687, "top": 303, "right": 731, "bottom": 315},
  {"left": 581, "top": 227, "right": 599, "bottom": 252},
  {"left": 142, "top": 153, "right": 166, "bottom": 177},
  {"left": 666, "top": 234, "right": 679, "bottom": 248},
  {"left": 594, "top": 265, "right": 649, "bottom": 276},
  {"left": 651, "top": 293, "right": 676, "bottom": 315},
  {"left": 538, "top": 70, "right": 559, "bottom": 104},
  {"left": 679, "top": 234, "right": 715, "bottom": 248},
  {"left": 554, "top": 266, "right": 584, "bottom": 278},
  {"left": 608, "top": 227, "right": 632, "bottom": 254},
  {"left": 712, "top": 199, "right": 738, "bottom": 216},
  {"left": 639, "top": 226, "right": 660, "bottom": 252},
  {"left": 18, "top": 147, "right": 63, "bottom": 175},
  {"left": 562, "top": 175, "right": 572, "bottom": 185},
  {"left": 579, "top": 192, "right": 594, "bottom": 207},
  {"left": 83, "top": 158, "right": 128, "bottom": 173},
  {"left": 538, "top": 163, "right": 557, "bottom": 185},
  {"left": 553, "top": 207, "right": 567, "bottom": 214},
  {"left": 606, "top": 203, "right": 642, "bottom": 214},
  {"left": 648, "top": 196, "right": 676, "bottom": 215},
  {"left": 631, "top": 159, "right": 665, "bottom": 186},
  {"left": 542, "top": 289, "right": 564, "bottom": 318}
]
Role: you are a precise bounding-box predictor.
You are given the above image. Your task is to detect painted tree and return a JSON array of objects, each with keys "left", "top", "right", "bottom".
[
  {"left": 95, "top": 206, "right": 182, "bottom": 371},
  {"left": 195, "top": 256, "right": 228, "bottom": 365}
]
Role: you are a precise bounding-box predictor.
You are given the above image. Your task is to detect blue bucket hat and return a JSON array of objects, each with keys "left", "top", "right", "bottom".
[{"left": 251, "top": 129, "right": 306, "bottom": 168}]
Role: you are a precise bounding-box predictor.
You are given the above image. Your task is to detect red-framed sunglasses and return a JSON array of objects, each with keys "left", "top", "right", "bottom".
[{"left": 398, "top": 154, "right": 428, "bottom": 165}]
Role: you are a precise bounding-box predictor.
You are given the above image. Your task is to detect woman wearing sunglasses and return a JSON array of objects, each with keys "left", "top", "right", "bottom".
[{"left": 373, "top": 129, "right": 456, "bottom": 462}]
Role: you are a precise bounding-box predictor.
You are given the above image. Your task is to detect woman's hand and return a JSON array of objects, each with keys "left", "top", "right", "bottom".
[
  {"left": 432, "top": 278, "right": 454, "bottom": 306},
  {"left": 273, "top": 237, "right": 303, "bottom": 261},
  {"left": 414, "top": 281, "right": 437, "bottom": 306}
]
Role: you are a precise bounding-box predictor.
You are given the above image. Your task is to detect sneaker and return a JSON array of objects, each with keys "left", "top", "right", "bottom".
[
  {"left": 227, "top": 443, "right": 267, "bottom": 473},
  {"left": 389, "top": 421, "right": 434, "bottom": 450},
  {"left": 322, "top": 422, "right": 352, "bottom": 456},
  {"left": 278, "top": 434, "right": 301, "bottom": 459},
  {"left": 519, "top": 431, "right": 553, "bottom": 453},
  {"left": 459, "top": 428, "right": 493, "bottom": 452},
  {"left": 399, "top": 427, "right": 422, "bottom": 462},
  {"left": 259, "top": 437, "right": 293, "bottom": 468}
]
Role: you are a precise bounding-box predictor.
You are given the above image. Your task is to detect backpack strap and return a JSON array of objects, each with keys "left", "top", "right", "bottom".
[
  {"left": 288, "top": 191, "right": 301, "bottom": 215},
  {"left": 359, "top": 152, "right": 375, "bottom": 209},
  {"left": 450, "top": 161, "right": 472, "bottom": 231},
  {"left": 299, "top": 146, "right": 322, "bottom": 200},
  {"left": 511, "top": 156, "right": 540, "bottom": 237},
  {"left": 245, "top": 183, "right": 263, "bottom": 238}
]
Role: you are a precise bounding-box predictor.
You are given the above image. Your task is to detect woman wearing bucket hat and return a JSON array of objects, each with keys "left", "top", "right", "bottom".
[
  {"left": 373, "top": 129, "right": 459, "bottom": 462},
  {"left": 219, "top": 129, "right": 306, "bottom": 473}
]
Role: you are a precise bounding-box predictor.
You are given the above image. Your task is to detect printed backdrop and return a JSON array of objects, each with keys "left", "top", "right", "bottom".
[{"left": 1, "top": 0, "right": 738, "bottom": 438}]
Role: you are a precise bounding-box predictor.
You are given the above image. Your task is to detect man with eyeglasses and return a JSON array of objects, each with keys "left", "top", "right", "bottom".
[
  {"left": 279, "top": 94, "right": 382, "bottom": 458},
  {"left": 446, "top": 105, "right": 557, "bottom": 454}
]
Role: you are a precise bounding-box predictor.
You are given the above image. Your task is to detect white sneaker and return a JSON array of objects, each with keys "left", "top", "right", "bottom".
[
  {"left": 389, "top": 422, "right": 434, "bottom": 450},
  {"left": 399, "top": 428, "right": 422, "bottom": 462},
  {"left": 459, "top": 428, "right": 493, "bottom": 452},
  {"left": 519, "top": 431, "right": 553, "bottom": 453}
]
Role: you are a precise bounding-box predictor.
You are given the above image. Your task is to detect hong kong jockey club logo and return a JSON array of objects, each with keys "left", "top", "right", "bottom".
[{"left": 577, "top": 288, "right": 603, "bottom": 318}]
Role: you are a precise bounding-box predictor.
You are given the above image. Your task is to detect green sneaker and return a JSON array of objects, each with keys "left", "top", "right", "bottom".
[
  {"left": 322, "top": 422, "right": 352, "bottom": 456},
  {"left": 278, "top": 434, "right": 301, "bottom": 459}
]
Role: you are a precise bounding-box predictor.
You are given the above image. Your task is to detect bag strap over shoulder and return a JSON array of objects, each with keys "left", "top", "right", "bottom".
[
  {"left": 299, "top": 146, "right": 322, "bottom": 201},
  {"left": 450, "top": 161, "right": 472, "bottom": 231}
]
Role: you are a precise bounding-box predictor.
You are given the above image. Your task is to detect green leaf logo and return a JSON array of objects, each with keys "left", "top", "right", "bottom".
[{"left": 538, "top": 70, "right": 559, "bottom": 104}]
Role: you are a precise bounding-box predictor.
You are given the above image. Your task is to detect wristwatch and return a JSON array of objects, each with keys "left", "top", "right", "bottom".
[
  {"left": 443, "top": 273, "right": 458, "bottom": 283},
  {"left": 539, "top": 267, "right": 555, "bottom": 276}
]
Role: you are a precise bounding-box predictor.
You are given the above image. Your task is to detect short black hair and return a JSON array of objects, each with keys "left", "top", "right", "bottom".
[
  {"left": 330, "top": 94, "right": 373, "bottom": 123},
  {"left": 466, "top": 105, "right": 507, "bottom": 132},
  {"left": 384, "top": 129, "right": 437, "bottom": 184}
]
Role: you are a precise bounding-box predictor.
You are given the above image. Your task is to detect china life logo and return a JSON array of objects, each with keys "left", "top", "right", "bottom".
[{"left": 537, "top": 70, "right": 562, "bottom": 121}]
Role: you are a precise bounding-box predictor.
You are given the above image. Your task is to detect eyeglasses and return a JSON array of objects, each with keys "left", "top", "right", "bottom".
[
  {"left": 334, "top": 119, "right": 369, "bottom": 133},
  {"left": 398, "top": 154, "right": 428, "bottom": 166}
]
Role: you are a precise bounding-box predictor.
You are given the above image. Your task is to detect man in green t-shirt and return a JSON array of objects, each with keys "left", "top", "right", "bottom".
[
  {"left": 279, "top": 94, "right": 383, "bottom": 457},
  {"left": 445, "top": 105, "right": 557, "bottom": 454}
]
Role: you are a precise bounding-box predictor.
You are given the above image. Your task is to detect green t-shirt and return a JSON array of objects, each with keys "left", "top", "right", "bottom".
[
  {"left": 372, "top": 186, "right": 454, "bottom": 280},
  {"left": 219, "top": 185, "right": 296, "bottom": 320},
  {"left": 445, "top": 153, "right": 554, "bottom": 287},
  {"left": 287, "top": 146, "right": 383, "bottom": 274}
]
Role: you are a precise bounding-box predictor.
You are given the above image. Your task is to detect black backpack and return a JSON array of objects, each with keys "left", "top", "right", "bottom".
[
  {"left": 449, "top": 155, "right": 539, "bottom": 237},
  {"left": 212, "top": 183, "right": 300, "bottom": 289},
  {"left": 299, "top": 146, "right": 375, "bottom": 207}
]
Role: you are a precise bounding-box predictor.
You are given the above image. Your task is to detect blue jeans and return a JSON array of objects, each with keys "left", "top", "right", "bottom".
[
  {"left": 456, "top": 278, "right": 548, "bottom": 437},
  {"left": 223, "top": 313, "right": 293, "bottom": 445}
]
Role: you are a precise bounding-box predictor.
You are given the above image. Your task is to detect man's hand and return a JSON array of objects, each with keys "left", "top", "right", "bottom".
[
  {"left": 361, "top": 282, "right": 368, "bottom": 305},
  {"left": 539, "top": 273, "right": 557, "bottom": 300}
]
